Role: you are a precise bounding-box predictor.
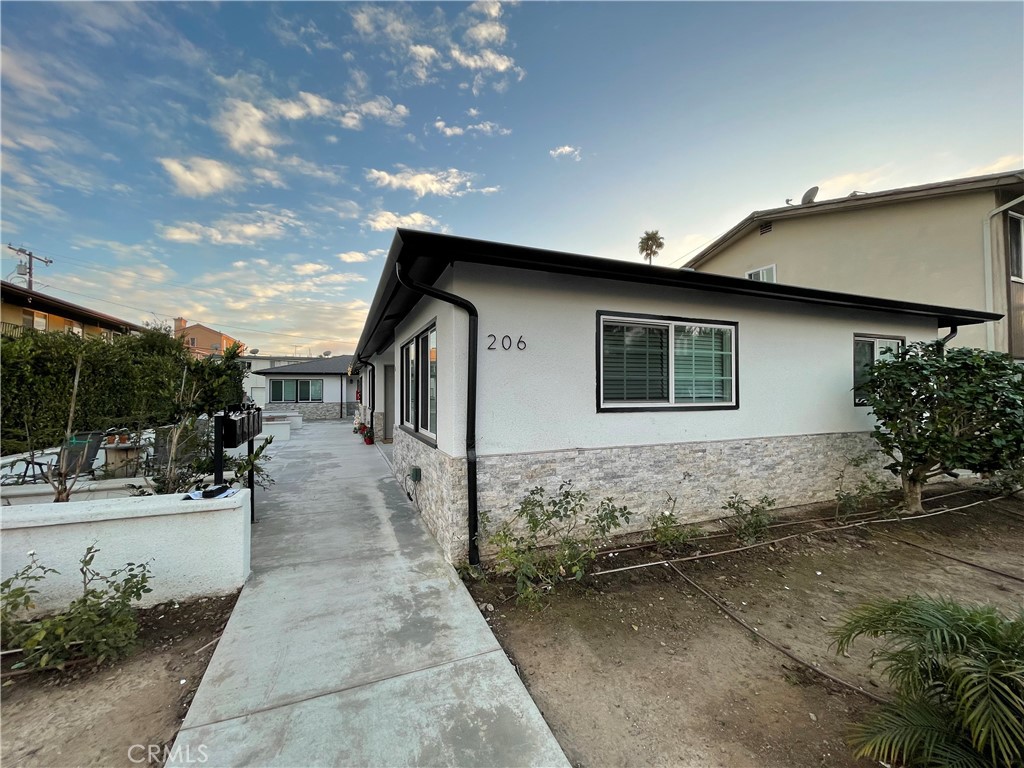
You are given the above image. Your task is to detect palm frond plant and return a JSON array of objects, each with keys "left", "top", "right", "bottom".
[
  {"left": 831, "top": 595, "right": 1024, "bottom": 767},
  {"left": 638, "top": 230, "right": 665, "bottom": 265}
]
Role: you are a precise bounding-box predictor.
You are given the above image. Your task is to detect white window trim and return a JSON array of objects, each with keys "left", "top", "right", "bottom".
[
  {"left": 745, "top": 264, "right": 777, "bottom": 283},
  {"left": 598, "top": 313, "right": 738, "bottom": 411}
]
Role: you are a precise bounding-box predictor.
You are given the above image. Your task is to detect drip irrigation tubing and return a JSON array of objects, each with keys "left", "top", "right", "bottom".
[
  {"left": 872, "top": 531, "right": 1024, "bottom": 584},
  {"left": 597, "top": 487, "right": 985, "bottom": 559},
  {"left": 665, "top": 562, "right": 889, "bottom": 705},
  {"left": 593, "top": 495, "right": 1014, "bottom": 577}
]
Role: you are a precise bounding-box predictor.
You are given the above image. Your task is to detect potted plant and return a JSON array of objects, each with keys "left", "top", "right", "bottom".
[
  {"left": 363, "top": 430, "right": 374, "bottom": 445},
  {"left": 358, "top": 423, "right": 367, "bottom": 435}
]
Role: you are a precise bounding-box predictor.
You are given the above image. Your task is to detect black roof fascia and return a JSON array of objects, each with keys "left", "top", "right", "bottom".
[
  {"left": 256, "top": 355, "right": 355, "bottom": 376},
  {"left": 353, "top": 230, "right": 1001, "bottom": 365}
]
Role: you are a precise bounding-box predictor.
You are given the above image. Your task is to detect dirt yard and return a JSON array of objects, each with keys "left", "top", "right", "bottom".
[
  {"left": 466, "top": 487, "right": 1024, "bottom": 768},
  {"left": 1, "top": 592, "right": 238, "bottom": 768}
]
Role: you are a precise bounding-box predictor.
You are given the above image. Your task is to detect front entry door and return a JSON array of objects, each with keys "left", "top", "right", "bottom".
[{"left": 383, "top": 364, "right": 395, "bottom": 441}]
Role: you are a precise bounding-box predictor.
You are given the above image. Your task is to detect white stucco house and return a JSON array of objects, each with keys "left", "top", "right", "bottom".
[
  {"left": 352, "top": 230, "right": 998, "bottom": 564},
  {"left": 255, "top": 355, "right": 358, "bottom": 420}
]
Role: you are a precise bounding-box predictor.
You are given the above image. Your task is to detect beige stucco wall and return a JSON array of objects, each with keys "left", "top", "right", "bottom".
[{"left": 692, "top": 191, "right": 1006, "bottom": 351}]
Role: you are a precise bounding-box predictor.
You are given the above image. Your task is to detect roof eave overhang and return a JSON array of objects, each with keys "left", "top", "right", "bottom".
[{"left": 352, "top": 231, "right": 1000, "bottom": 369}]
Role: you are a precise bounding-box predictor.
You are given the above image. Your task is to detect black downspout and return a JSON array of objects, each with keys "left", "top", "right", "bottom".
[
  {"left": 938, "top": 325, "right": 958, "bottom": 353},
  {"left": 395, "top": 263, "right": 480, "bottom": 566}
]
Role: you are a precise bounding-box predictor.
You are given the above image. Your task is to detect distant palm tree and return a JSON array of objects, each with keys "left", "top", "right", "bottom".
[{"left": 638, "top": 230, "right": 664, "bottom": 265}]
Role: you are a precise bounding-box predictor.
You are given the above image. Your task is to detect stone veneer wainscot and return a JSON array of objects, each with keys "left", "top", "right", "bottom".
[{"left": 393, "top": 430, "right": 892, "bottom": 563}]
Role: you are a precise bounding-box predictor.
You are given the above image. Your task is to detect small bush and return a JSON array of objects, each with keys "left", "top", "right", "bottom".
[
  {"left": 482, "top": 481, "right": 630, "bottom": 606},
  {"left": 649, "top": 495, "right": 697, "bottom": 552},
  {"left": 1, "top": 545, "right": 153, "bottom": 670},
  {"left": 832, "top": 596, "right": 1024, "bottom": 768},
  {"left": 722, "top": 493, "right": 776, "bottom": 543}
]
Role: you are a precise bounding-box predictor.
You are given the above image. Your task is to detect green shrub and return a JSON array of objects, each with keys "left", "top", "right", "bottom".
[
  {"left": 722, "top": 493, "right": 776, "bottom": 544},
  {"left": 832, "top": 596, "right": 1024, "bottom": 768},
  {"left": 1, "top": 545, "right": 153, "bottom": 669},
  {"left": 649, "top": 495, "right": 696, "bottom": 552},
  {"left": 482, "top": 481, "right": 630, "bottom": 606}
]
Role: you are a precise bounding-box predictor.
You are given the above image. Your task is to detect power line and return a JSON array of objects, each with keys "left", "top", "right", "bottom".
[
  {"left": 5, "top": 244, "right": 368, "bottom": 313},
  {"left": 34, "top": 284, "right": 357, "bottom": 344}
]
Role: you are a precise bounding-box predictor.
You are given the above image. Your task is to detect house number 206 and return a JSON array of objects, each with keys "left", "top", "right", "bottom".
[{"left": 486, "top": 334, "right": 526, "bottom": 351}]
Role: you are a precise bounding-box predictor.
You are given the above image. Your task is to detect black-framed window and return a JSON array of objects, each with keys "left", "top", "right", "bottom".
[
  {"left": 853, "top": 335, "right": 904, "bottom": 406},
  {"left": 1009, "top": 212, "right": 1023, "bottom": 281},
  {"left": 270, "top": 378, "right": 323, "bottom": 402},
  {"left": 402, "top": 324, "right": 437, "bottom": 437},
  {"left": 745, "top": 264, "right": 776, "bottom": 283},
  {"left": 598, "top": 312, "right": 737, "bottom": 410}
]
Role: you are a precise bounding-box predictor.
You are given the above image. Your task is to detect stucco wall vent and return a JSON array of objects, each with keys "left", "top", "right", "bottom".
[{"left": 759, "top": 222, "right": 773, "bottom": 235}]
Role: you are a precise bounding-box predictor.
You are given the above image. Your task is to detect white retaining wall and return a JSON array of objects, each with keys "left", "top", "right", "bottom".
[{"left": 1, "top": 492, "right": 251, "bottom": 615}]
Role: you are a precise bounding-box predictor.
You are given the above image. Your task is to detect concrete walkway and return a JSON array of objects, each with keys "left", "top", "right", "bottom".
[{"left": 171, "top": 422, "right": 567, "bottom": 767}]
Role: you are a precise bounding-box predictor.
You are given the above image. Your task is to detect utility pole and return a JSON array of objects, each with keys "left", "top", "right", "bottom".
[{"left": 6, "top": 244, "right": 52, "bottom": 291}]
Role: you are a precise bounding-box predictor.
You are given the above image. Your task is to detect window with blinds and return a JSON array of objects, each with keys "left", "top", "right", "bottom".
[{"left": 599, "top": 313, "right": 737, "bottom": 410}]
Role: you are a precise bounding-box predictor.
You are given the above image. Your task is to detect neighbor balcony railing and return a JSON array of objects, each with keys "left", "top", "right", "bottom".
[{"left": 1, "top": 322, "right": 25, "bottom": 339}]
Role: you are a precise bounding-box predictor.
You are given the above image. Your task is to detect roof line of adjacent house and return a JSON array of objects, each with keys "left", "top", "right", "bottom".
[
  {"left": 1, "top": 280, "right": 148, "bottom": 334},
  {"left": 686, "top": 169, "right": 1024, "bottom": 268},
  {"left": 254, "top": 355, "right": 355, "bottom": 376},
  {"left": 353, "top": 229, "right": 1001, "bottom": 364}
]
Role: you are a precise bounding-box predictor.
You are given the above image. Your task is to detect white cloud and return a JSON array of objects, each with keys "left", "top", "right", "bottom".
[
  {"left": 365, "top": 210, "right": 440, "bottom": 231},
  {"left": 450, "top": 46, "right": 519, "bottom": 75},
  {"left": 337, "top": 251, "right": 370, "bottom": 263},
  {"left": 159, "top": 156, "right": 243, "bottom": 197},
  {"left": 468, "top": 1, "right": 503, "bottom": 19},
  {"left": 815, "top": 166, "right": 894, "bottom": 200},
  {"left": 464, "top": 21, "right": 506, "bottom": 47},
  {"left": 407, "top": 44, "right": 440, "bottom": 83},
  {"left": 313, "top": 199, "right": 362, "bottom": 219},
  {"left": 293, "top": 262, "right": 330, "bottom": 276},
  {"left": 354, "top": 96, "right": 410, "bottom": 127},
  {"left": 435, "top": 117, "right": 510, "bottom": 137},
  {"left": 325, "top": 135, "right": 339, "bottom": 144},
  {"left": 212, "top": 99, "right": 283, "bottom": 159},
  {"left": 160, "top": 209, "right": 302, "bottom": 245},
  {"left": 366, "top": 165, "right": 488, "bottom": 198},
  {"left": 350, "top": 6, "right": 413, "bottom": 44},
  {"left": 268, "top": 14, "right": 337, "bottom": 55},
  {"left": 549, "top": 145, "right": 582, "bottom": 162},
  {"left": 272, "top": 91, "right": 334, "bottom": 120},
  {"left": 253, "top": 168, "right": 288, "bottom": 189},
  {"left": 467, "top": 107, "right": 481, "bottom": 118},
  {"left": 961, "top": 154, "right": 1024, "bottom": 177}
]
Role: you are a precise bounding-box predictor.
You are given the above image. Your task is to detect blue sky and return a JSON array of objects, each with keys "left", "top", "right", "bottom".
[{"left": 2, "top": 1, "right": 1021, "bottom": 355}]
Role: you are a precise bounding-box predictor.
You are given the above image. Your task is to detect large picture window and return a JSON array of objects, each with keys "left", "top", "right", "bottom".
[
  {"left": 599, "top": 312, "right": 737, "bottom": 410},
  {"left": 270, "top": 379, "right": 323, "bottom": 402},
  {"left": 402, "top": 324, "right": 437, "bottom": 438}
]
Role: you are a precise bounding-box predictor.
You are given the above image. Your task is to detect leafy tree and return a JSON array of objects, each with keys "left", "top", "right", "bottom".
[
  {"left": 861, "top": 342, "right": 1024, "bottom": 513},
  {"left": 833, "top": 596, "right": 1024, "bottom": 768},
  {"left": 638, "top": 230, "right": 665, "bottom": 265}
]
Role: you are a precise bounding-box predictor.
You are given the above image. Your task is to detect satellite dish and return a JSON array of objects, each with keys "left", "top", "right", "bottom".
[
  {"left": 800, "top": 186, "right": 819, "bottom": 205},
  {"left": 249, "top": 348, "right": 260, "bottom": 355},
  {"left": 322, "top": 350, "right": 332, "bottom": 358}
]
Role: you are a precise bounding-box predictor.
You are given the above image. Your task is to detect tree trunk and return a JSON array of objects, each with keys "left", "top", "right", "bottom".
[{"left": 901, "top": 475, "right": 925, "bottom": 514}]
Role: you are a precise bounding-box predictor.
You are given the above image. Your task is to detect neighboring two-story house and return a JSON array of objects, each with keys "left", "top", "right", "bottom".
[
  {"left": 685, "top": 170, "right": 1024, "bottom": 359},
  {"left": 173, "top": 317, "right": 244, "bottom": 359},
  {"left": 1, "top": 280, "right": 146, "bottom": 340}
]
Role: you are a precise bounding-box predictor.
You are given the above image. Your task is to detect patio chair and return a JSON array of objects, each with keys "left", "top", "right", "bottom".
[{"left": 15, "top": 431, "right": 103, "bottom": 484}]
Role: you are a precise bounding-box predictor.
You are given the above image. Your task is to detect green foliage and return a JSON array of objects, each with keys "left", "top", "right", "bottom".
[
  {"left": 2, "top": 545, "right": 153, "bottom": 670},
  {"left": 229, "top": 435, "right": 276, "bottom": 491},
  {"left": 0, "top": 328, "right": 247, "bottom": 456},
  {"left": 862, "top": 342, "right": 1024, "bottom": 512},
  {"left": 649, "top": 494, "right": 697, "bottom": 552},
  {"left": 638, "top": 230, "right": 665, "bottom": 265},
  {"left": 722, "top": 493, "right": 776, "bottom": 544},
  {"left": 482, "top": 481, "right": 631, "bottom": 606},
  {"left": 832, "top": 596, "right": 1024, "bottom": 768},
  {"left": 834, "top": 452, "right": 892, "bottom": 523}
]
